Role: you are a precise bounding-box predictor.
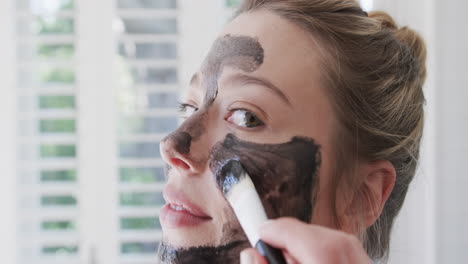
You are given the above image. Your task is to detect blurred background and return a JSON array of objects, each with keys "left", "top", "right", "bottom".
[{"left": 0, "top": 0, "right": 466, "bottom": 263}]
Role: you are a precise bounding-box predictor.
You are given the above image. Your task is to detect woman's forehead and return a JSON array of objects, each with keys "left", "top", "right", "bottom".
[{"left": 218, "top": 10, "right": 326, "bottom": 105}]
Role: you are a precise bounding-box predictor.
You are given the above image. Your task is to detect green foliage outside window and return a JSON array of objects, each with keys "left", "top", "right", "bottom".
[
  {"left": 40, "top": 69, "right": 75, "bottom": 84},
  {"left": 41, "top": 195, "right": 77, "bottom": 206},
  {"left": 59, "top": 0, "right": 74, "bottom": 10},
  {"left": 121, "top": 217, "right": 161, "bottom": 230},
  {"left": 40, "top": 119, "right": 75, "bottom": 133},
  {"left": 120, "top": 192, "right": 165, "bottom": 206},
  {"left": 121, "top": 242, "right": 158, "bottom": 254},
  {"left": 120, "top": 167, "right": 165, "bottom": 183},
  {"left": 39, "top": 96, "right": 75, "bottom": 109},
  {"left": 42, "top": 220, "right": 76, "bottom": 231},
  {"left": 41, "top": 169, "right": 77, "bottom": 182},
  {"left": 37, "top": 18, "right": 74, "bottom": 35},
  {"left": 38, "top": 44, "right": 74, "bottom": 59},
  {"left": 40, "top": 144, "right": 76, "bottom": 158},
  {"left": 226, "top": 0, "right": 242, "bottom": 7},
  {"left": 42, "top": 245, "right": 78, "bottom": 255}
]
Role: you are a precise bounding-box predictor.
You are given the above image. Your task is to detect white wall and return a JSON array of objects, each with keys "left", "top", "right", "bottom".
[
  {"left": 433, "top": 0, "right": 468, "bottom": 263},
  {"left": 373, "top": 0, "right": 468, "bottom": 263},
  {"left": 178, "top": 0, "right": 226, "bottom": 94},
  {"left": 0, "top": 0, "right": 17, "bottom": 263}
]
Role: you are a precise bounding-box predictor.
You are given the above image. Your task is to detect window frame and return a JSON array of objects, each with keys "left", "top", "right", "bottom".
[{"left": 0, "top": 0, "right": 18, "bottom": 263}]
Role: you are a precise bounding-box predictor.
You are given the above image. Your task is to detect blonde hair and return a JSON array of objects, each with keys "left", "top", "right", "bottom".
[{"left": 236, "top": 0, "right": 427, "bottom": 261}]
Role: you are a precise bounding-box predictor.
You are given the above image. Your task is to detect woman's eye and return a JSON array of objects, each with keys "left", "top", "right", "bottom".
[
  {"left": 178, "top": 103, "right": 198, "bottom": 119},
  {"left": 227, "top": 109, "right": 265, "bottom": 128}
]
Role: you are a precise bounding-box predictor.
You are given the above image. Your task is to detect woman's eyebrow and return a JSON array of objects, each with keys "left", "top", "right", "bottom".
[
  {"left": 226, "top": 73, "right": 292, "bottom": 106},
  {"left": 189, "top": 72, "right": 292, "bottom": 107}
]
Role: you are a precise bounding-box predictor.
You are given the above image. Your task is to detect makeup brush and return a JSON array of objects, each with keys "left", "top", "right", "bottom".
[{"left": 218, "top": 160, "right": 287, "bottom": 264}]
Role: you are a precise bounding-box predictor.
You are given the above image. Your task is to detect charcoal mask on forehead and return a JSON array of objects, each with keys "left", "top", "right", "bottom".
[{"left": 159, "top": 34, "right": 321, "bottom": 264}]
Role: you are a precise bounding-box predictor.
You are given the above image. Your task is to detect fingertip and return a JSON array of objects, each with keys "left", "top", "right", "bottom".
[
  {"left": 240, "top": 249, "right": 255, "bottom": 264},
  {"left": 240, "top": 248, "right": 267, "bottom": 264},
  {"left": 260, "top": 217, "right": 300, "bottom": 235},
  {"left": 259, "top": 219, "right": 275, "bottom": 232}
]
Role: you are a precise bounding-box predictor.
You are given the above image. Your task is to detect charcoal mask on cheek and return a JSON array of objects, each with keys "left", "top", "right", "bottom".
[
  {"left": 158, "top": 34, "right": 321, "bottom": 264},
  {"left": 210, "top": 134, "right": 321, "bottom": 222},
  {"left": 159, "top": 133, "right": 321, "bottom": 264}
]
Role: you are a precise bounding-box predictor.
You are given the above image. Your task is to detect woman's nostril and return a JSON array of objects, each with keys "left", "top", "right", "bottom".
[{"left": 171, "top": 158, "right": 190, "bottom": 170}]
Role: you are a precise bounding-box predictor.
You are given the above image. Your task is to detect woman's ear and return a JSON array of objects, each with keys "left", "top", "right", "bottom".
[{"left": 338, "top": 160, "right": 396, "bottom": 233}]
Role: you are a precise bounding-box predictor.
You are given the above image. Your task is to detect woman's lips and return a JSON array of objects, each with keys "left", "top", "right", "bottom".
[{"left": 160, "top": 185, "right": 212, "bottom": 228}]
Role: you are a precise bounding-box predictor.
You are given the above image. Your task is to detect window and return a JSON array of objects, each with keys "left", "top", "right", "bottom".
[
  {"left": 10, "top": 0, "right": 185, "bottom": 263},
  {"left": 14, "top": 0, "right": 80, "bottom": 263},
  {"left": 115, "top": 1, "right": 179, "bottom": 260}
]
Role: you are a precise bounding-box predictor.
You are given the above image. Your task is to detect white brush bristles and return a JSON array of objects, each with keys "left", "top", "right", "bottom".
[{"left": 226, "top": 174, "right": 268, "bottom": 247}]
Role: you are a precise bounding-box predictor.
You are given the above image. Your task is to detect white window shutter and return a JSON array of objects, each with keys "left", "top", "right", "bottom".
[
  {"left": 114, "top": 0, "right": 180, "bottom": 263},
  {"left": 15, "top": 0, "right": 82, "bottom": 263},
  {"left": 0, "top": 0, "right": 18, "bottom": 263},
  {"left": 6, "top": 0, "right": 232, "bottom": 263}
]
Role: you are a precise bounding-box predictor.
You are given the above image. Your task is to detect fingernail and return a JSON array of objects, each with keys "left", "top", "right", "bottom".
[{"left": 240, "top": 250, "right": 255, "bottom": 264}]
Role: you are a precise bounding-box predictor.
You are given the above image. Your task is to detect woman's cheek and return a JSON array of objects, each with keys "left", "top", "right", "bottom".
[{"left": 209, "top": 133, "right": 321, "bottom": 222}]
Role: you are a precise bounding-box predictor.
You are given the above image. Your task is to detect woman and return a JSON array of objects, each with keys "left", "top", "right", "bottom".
[{"left": 158, "top": 0, "right": 426, "bottom": 263}]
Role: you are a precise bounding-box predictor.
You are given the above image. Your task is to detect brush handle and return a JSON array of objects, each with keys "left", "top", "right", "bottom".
[{"left": 255, "top": 240, "right": 287, "bottom": 264}]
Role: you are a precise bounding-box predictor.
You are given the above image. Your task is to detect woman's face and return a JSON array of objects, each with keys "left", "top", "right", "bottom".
[{"left": 158, "top": 10, "right": 338, "bottom": 262}]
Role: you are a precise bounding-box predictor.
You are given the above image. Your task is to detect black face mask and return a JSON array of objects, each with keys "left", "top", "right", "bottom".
[{"left": 159, "top": 35, "right": 321, "bottom": 264}]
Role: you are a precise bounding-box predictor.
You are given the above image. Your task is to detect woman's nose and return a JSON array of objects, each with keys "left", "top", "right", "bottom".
[{"left": 160, "top": 130, "right": 205, "bottom": 175}]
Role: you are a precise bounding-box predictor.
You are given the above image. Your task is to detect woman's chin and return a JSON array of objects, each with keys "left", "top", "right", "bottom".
[
  {"left": 161, "top": 223, "right": 221, "bottom": 248},
  {"left": 159, "top": 204, "right": 247, "bottom": 248}
]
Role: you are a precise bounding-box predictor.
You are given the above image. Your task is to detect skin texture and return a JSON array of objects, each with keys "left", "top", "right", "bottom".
[
  {"left": 159, "top": 34, "right": 271, "bottom": 264},
  {"left": 160, "top": 33, "right": 322, "bottom": 264},
  {"left": 240, "top": 218, "right": 372, "bottom": 264},
  {"left": 159, "top": 240, "right": 248, "bottom": 264},
  {"left": 159, "top": 133, "right": 321, "bottom": 264},
  {"left": 163, "top": 35, "right": 264, "bottom": 156},
  {"left": 159, "top": 9, "right": 397, "bottom": 264},
  {"left": 159, "top": 10, "right": 339, "bottom": 264}
]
